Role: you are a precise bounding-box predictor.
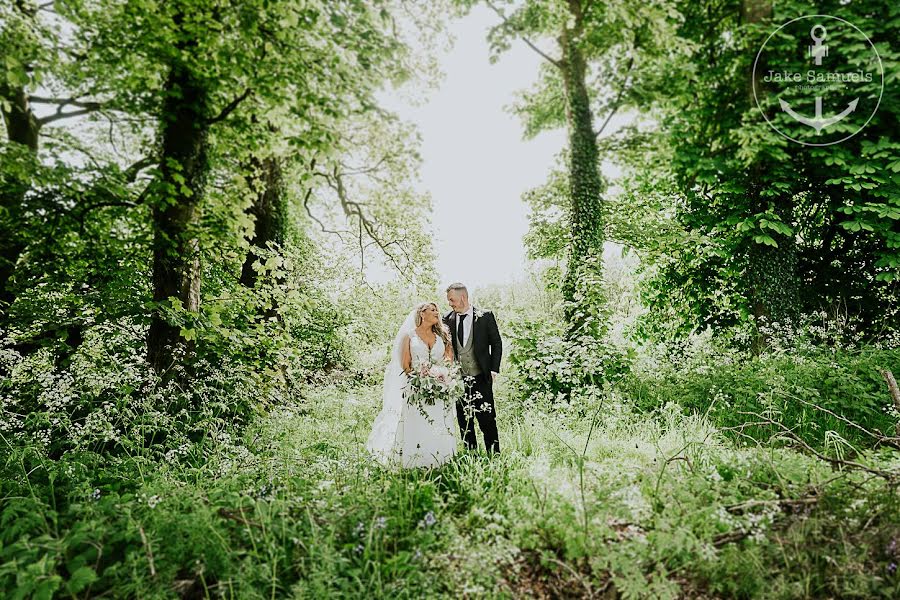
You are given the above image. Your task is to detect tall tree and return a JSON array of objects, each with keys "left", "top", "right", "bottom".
[
  {"left": 615, "top": 0, "right": 899, "bottom": 343},
  {"left": 1, "top": 0, "right": 115, "bottom": 356},
  {"left": 740, "top": 0, "right": 802, "bottom": 351},
  {"left": 146, "top": 12, "right": 213, "bottom": 372},
  {"left": 64, "top": 0, "right": 413, "bottom": 373},
  {"left": 557, "top": 0, "right": 606, "bottom": 338},
  {"left": 1, "top": 1, "right": 55, "bottom": 319},
  {"left": 460, "top": 0, "right": 676, "bottom": 338}
]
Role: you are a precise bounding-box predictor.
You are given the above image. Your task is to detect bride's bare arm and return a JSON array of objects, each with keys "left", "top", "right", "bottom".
[
  {"left": 401, "top": 335, "right": 412, "bottom": 374},
  {"left": 444, "top": 339, "right": 453, "bottom": 362}
]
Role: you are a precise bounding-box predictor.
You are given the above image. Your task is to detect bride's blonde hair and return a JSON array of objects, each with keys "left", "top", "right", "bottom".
[{"left": 414, "top": 302, "right": 451, "bottom": 346}]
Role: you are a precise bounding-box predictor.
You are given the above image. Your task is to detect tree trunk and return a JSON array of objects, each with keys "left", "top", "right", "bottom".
[
  {"left": 559, "top": 0, "right": 606, "bottom": 339},
  {"left": 146, "top": 61, "right": 209, "bottom": 374},
  {"left": 240, "top": 155, "right": 287, "bottom": 296},
  {"left": 741, "top": 0, "right": 799, "bottom": 353},
  {"left": 240, "top": 153, "right": 290, "bottom": 389},
  {"left": 880, "top": 369, "right": 900, "bottom": 436},
  {"left": 0, "top": 85, "right": 39, "bottom": 151},
  {"left": 746, "top": 183, "right": 800, "bottom": 353},
  {"left": 0, "top": 70, "right": 40, "bottom": 322}
]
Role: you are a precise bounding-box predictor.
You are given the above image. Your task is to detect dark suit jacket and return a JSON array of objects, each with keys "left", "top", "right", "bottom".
[{"left": 444, "top": 307, "right": 502, "bottom": 376}]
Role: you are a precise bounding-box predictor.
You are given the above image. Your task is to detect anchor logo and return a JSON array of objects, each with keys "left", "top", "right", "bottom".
[
  {"left": 779, "top": 96, "right": 859, "bottom": 133},
  {"left": 778, "top": 25, "right": 859, "bottom": 134},
  {"left": 753, "top": 14, "right": 883, "bottom": 146},
  {"left": 808, "top": 23, "right": 828, "bottom": 65}
]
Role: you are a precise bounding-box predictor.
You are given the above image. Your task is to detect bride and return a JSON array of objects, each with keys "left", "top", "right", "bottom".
[{"left": 365, "top": 302, "right": 459, "bottom": 468}]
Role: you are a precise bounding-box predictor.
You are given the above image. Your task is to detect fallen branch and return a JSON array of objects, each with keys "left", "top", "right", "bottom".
[
  {"left": 880, "top": 369, "right": 900, "bottom": 437},
  {"left": 780, "top": 391, "right": 900, "bottom": 451},
  {"left": 714, "top": 494, "right": 820, "bottom": 548},
  {"left": 713, "top": 529, "right": 750, "bottom": 547},
  {"left": 546, "top": 556, "right": 595, "bottom": 599},
  {"left": 735, "top": 410, "right": 899, "bottom": 481},
  {"left": 217, "top": 507, "right": 262, "bottom": 529},
  {"left": 138, "top": 524, "right": 157, "bottom": 577},
  {"left": 724, "top": 495, "right": 819, "bottom": 514}
]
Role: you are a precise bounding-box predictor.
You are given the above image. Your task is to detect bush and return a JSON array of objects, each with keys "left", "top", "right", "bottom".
[
  {"left": 621, "top": 344, "right": 900, "bottom": 453},
  {"left": 506, "top": 317, "right": 633, "bottom": 410},
  {"left": 0, "top": 318, "right": 302, "bottom": 463}
]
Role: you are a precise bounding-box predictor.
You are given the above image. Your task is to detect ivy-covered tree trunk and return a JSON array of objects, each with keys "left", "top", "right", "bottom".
[
  {"left": 0, "top": 69, "right": 39, "bottom": 322},
  {"left": 741, "top": 0, "right": 799, "bottom": 352},
  {"left": 146, "top": 60, "right": 209, "bottom": 374},
  {"left": 240, "top": 156, "right": 287, "bottom": 289},
  {"left": 746, "top": 179, "right": 800, "bottom": 353},
  {"left": 240, "top": 154, "right": 289, "bottom": 323},
  {"left": 559, "top": 1, "right": 606, "bottom": 338}
]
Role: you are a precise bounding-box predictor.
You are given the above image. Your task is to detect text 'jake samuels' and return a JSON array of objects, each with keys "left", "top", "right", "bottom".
[{"left": 762, "top": 70, "right": 874, "bottom": 84}]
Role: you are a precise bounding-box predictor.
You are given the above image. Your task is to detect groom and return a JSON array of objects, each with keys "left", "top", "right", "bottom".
[{"left": 445, "top": 282, "right": 502, "bottom": 453}]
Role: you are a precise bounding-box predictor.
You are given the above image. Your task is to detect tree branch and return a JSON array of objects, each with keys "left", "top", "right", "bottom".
[
  {"left": 28, "top": 95, "right": 102, "bottom": 109},
  {"left": 303, "top": 188, "right": 350, "bottom": 239},
  {"left": 328, "top": 166, "right": 413, "bottom": 282},
  {"left": 37, "top": 104, "right": 105, "bottom": 126},
  {"left": 339, "top": 152, "right": 394, "bottom": 176},
  {"left": 207, "top": 88, "right": 253, "bottom": 124},
  {"left": 594, "top": 55, "right": 635, "bottom": 138},
  {"left": 78, "top": 199, "right": 140, "bottom": 215},
  {"left": 736, "top": 410, "right": 899, "bottom": 481},
  {"left": 29, "top": 94, "right": 108, "bottom": 125},
  {"left": 74, "top": 178, "right": 151, "bottom": 226},
  {"left": 123, "top": 156, "right": 156, "bottom": 183},
  {"left": 780, "top": 390, "right": 900, "bottom": 451},
  {"left": 484, "top": 0, "right": 562, "bottom": 69}
]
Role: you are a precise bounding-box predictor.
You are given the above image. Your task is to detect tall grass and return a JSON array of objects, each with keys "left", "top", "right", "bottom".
[{"left": 3, "top": 379, "right": 898, "bottom": 598}]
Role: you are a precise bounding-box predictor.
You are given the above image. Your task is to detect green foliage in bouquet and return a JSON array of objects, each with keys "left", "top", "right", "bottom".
[{"left": 405, "top": 359, "right": 464, "bottom": 416}]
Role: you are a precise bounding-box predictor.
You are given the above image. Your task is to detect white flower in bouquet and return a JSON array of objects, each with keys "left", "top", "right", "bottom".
[
  {"left": 406, "top": 359, "right": 464, "bottom": 420},
  {"left": 428, "top": 364, "right": 452, "bottom": 385}
]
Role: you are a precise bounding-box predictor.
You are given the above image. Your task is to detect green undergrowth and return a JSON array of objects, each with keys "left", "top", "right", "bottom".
[
  {"left": 2, "top": 382, "right": 899, "bottom": 599},
  {"left": 623, "top": 347, "right": 900, "bottom": 454}
]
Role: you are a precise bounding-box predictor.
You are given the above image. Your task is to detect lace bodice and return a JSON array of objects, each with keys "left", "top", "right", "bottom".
[{"left": 410, "top": 330, "right": 445, "bottom": 366}]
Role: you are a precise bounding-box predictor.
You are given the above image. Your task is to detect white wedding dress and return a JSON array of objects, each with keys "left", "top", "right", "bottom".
[{"left": 366, "top": 320, "right": 459, "bottom": 469}]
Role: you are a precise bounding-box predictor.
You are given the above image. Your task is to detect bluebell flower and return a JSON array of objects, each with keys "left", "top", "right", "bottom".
[{"left": 420, "top": 511, "right": 437, "bottom": 528}]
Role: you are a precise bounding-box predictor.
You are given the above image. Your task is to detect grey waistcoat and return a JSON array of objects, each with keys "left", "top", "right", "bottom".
[{"left": 456, "top": 320, "right": 482, "bottom": 376}]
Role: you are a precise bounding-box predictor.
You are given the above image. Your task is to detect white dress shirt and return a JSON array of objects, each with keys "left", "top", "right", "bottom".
[{"left": 455, "top": 305, "right": 474, "bottom": 347}]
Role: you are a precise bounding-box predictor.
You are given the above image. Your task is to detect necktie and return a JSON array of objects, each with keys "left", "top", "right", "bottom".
[{"left": 457, "top": 313, "right": 467, "bottom": 350}]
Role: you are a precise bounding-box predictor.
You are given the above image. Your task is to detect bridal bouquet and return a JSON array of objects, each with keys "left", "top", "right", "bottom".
[{"left": 405, "top": 359, "right": 464, "bottom": 411}]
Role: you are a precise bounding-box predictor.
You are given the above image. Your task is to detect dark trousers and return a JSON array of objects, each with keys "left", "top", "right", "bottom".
[{"left": 456, "top": 372, "right": 499, "bottom": 453}]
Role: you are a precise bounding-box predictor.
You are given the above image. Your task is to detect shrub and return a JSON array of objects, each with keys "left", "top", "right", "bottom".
[
  {"left": 506, "top": 317, "right": 633, "bottom": 411},
  {"left": 621, "top": 345, "right": 900, "bottom": 452}
]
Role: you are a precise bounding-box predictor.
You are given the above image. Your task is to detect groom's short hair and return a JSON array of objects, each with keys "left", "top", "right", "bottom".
[{"left": 446, "top": 282, "right": 468, "bottom": 295}]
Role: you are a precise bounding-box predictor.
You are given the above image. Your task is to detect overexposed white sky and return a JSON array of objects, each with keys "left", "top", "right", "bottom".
[
  {"left": 377, "top": 4, "right": 631, "bottom": 291},
  {"left": 379, "top": 5, "right": 566, "bottom": 290}
]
